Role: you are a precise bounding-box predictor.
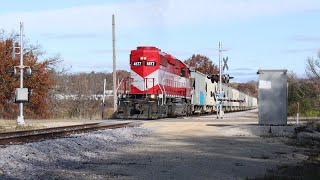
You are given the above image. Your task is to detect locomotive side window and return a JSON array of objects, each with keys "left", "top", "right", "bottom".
[
  {"left": 180, "top": 68, "right": 186, "bottom": 77},
  {"left": 132, "top": 61, "right": 142, "bottom": 66},
  {"left": 160, "top": 55, "right": 167, "bottom": 66},
  {"left": 145, "top": 61, "right": 156, "bottom": 66}
]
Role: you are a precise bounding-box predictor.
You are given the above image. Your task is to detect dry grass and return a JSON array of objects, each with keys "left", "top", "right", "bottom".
[
  {"left": 0, "top": 119, "right": 46, "bottom": 132},
  {"left": 1, "top": 120, "right": 100, "bottom": 132},
  {"left": 0, "top": 119, "right": 16, "bottom": 129}
]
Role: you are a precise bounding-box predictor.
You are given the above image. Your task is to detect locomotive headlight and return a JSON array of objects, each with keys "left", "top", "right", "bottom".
[
  {"left": 150, "top": 94, "right": 156, "bottom": 99},
  {"left": 140, "top": 56, "right": 147, "bottom": 60}
]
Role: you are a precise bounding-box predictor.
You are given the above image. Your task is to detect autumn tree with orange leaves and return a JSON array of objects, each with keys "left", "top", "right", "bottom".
[
  {"left": 0, "top": 33, "right": 56, "bottom": 119},
  {"left": 184, "top": 54, "right": 219, "bottom": 75}
]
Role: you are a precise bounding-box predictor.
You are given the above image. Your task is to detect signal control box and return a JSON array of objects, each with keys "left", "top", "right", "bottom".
[
  {"left": 257, "top": 69, "right": 288, "bottom": 125},
  {"left": 15, "top": 88, "right": 29, "bottom": 103}
]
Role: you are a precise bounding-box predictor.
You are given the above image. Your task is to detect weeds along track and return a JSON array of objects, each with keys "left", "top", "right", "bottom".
[{"left": 0, "top": 122, "right": 138, "bottom": 145}]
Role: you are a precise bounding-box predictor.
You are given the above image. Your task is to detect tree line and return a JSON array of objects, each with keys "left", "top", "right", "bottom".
[
  {"left": 49, "top": 70, "right": 129, "bottom": 119},
  {"left": 288, "top": 54, "right": 320, "bottom": 116}
]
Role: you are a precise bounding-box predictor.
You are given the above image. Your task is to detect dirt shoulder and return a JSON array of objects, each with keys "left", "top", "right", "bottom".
[{"left": 104, "top": 114, "right": 310, "bottom": 179}]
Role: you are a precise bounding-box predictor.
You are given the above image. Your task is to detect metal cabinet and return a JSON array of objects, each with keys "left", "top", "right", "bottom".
[{"left": 257, "top": 69, "right": 288, "bottom": 125}]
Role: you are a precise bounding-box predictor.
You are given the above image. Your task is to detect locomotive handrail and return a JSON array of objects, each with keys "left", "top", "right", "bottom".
[
  {"left": 159, "top": 78, "right": 167, "bottom": 105},
  {"left": 144, "top": 78, "right": 155, "bottom": 94},
  {"left": 116, "top": 78, "right": 126, "bottom": 93},
  {"left": 158, "top": 85, "right": 164, "bottom": 105},
  {"left": 158, "top": 84, "right": 165, "bottom": 105}
]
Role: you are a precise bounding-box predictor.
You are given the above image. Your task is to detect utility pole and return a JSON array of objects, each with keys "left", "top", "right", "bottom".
[
  {"left": 112, "top": 14, "right": 117, "bottom": 112},
  {"left": 17, "top": 22, "right": 25, "bottom": 125}
]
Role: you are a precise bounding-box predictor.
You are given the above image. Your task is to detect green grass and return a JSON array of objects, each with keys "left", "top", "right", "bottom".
[{"left": 301, "top": 110, "right": 320, "bottom": 117}]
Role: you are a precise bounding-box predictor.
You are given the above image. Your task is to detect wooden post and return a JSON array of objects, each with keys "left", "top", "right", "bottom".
[
  {"left": 102, "top": 79, "right": 106, "bottom": 119},
  {"left": 296, "top": 102, "right": 300, "bottom": 125}
]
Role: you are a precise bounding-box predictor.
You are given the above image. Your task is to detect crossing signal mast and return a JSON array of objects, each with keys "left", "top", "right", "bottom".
[
  {"left": 215, "top": 42, "right": 234, "bottom": 119},
  {"left": 12, "top": 22, "right": 33, "bottom": 126}
]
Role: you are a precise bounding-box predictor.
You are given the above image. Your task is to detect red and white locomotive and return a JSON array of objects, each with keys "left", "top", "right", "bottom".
[
  {"left": 116, "top": 46, "right": 192, "bottom": 119},
  {"left": 116, "top": 46, "right": 258, "bottom": 119}
]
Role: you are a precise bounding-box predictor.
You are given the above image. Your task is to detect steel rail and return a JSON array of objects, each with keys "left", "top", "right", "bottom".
[{"left": 0, "top": 122, "right": 136, "bottom": 145}]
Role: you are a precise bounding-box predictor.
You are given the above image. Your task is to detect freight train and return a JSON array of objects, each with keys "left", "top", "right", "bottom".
[{"left": 116, "top": 46, "right": 257, "bottom": 119}]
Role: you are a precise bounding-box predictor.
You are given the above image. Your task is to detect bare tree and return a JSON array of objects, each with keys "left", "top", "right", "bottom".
[
  {"left": 306, "top": 52, "right": 320, "bottom": 79},
  {"left": 305, "top": 52, "right": 320, "bottom": 110},
  {"left": 49, "top": 70, "right": 129, "bottom": 119}
]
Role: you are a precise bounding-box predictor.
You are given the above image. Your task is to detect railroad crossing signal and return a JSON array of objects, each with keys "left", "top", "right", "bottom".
[
  {"left": 223, "top": 56, "right": 229, "bottom": 71},
  {"left": 223, "top": 74, "right": 234, "bottom": 83},
  {"left": 209, "top": 74, "right": 234, "bottom": 83},
  {"left": 211, "top": 74, "right": 219, "bottom": 83},
  {"left": 6, "top": 66, "right": 33, "bottom": 77}
]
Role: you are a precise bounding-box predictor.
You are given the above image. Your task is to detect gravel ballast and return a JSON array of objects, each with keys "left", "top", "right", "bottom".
[{"left": 0, "top": 126, "right": 153, "bottom": 179}]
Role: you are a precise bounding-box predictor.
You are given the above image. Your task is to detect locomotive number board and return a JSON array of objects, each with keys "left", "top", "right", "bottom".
[
  {"left": 132, "top": 62, "right": 142, "bottom": 66},
  {"left": 145, "top": 61, "right": 156, "bottom": 66},
  {"left": 132, "top": 61, "right": 156, "bottom": 66}
]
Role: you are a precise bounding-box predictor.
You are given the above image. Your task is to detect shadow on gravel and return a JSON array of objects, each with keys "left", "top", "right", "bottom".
[
  {"left": 3, "top": 124, "right": 315, "bottom": 179},
  {"left": 251, "top": 163, "right": 320, "bottom": 180},
  {"left": 26, "top": 134, "right": 306, "bottom": 179}
]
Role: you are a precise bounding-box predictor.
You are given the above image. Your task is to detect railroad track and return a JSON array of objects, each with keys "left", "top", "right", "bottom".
[{"left": 0, "top": 122, "right": 137, "bottom": 145}]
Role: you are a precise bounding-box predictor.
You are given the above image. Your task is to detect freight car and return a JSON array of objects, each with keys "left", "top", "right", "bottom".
[
  {"left": 190, "top": 70, "right": 258, "bottom": 114},
  {"left": 116, "top": 46, "right": 257, "bottom": 119}
]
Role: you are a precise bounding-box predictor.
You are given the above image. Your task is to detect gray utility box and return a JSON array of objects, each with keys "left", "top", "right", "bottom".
[
  {"left": 257, "top": 70, "right": 288, "bottom": 125},
  {"left": 16, "top": 88, "right": 29, "bottom": 102}
]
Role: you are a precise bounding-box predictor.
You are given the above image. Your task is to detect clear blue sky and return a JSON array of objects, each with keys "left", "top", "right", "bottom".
[{"left": 0, "top": 0, "right": 319, "bottom": 82}]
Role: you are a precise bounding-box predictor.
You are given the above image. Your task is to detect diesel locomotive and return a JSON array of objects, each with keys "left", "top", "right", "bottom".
[{"left": 115, "top": 46, "right": 257, "bottom": 119}]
